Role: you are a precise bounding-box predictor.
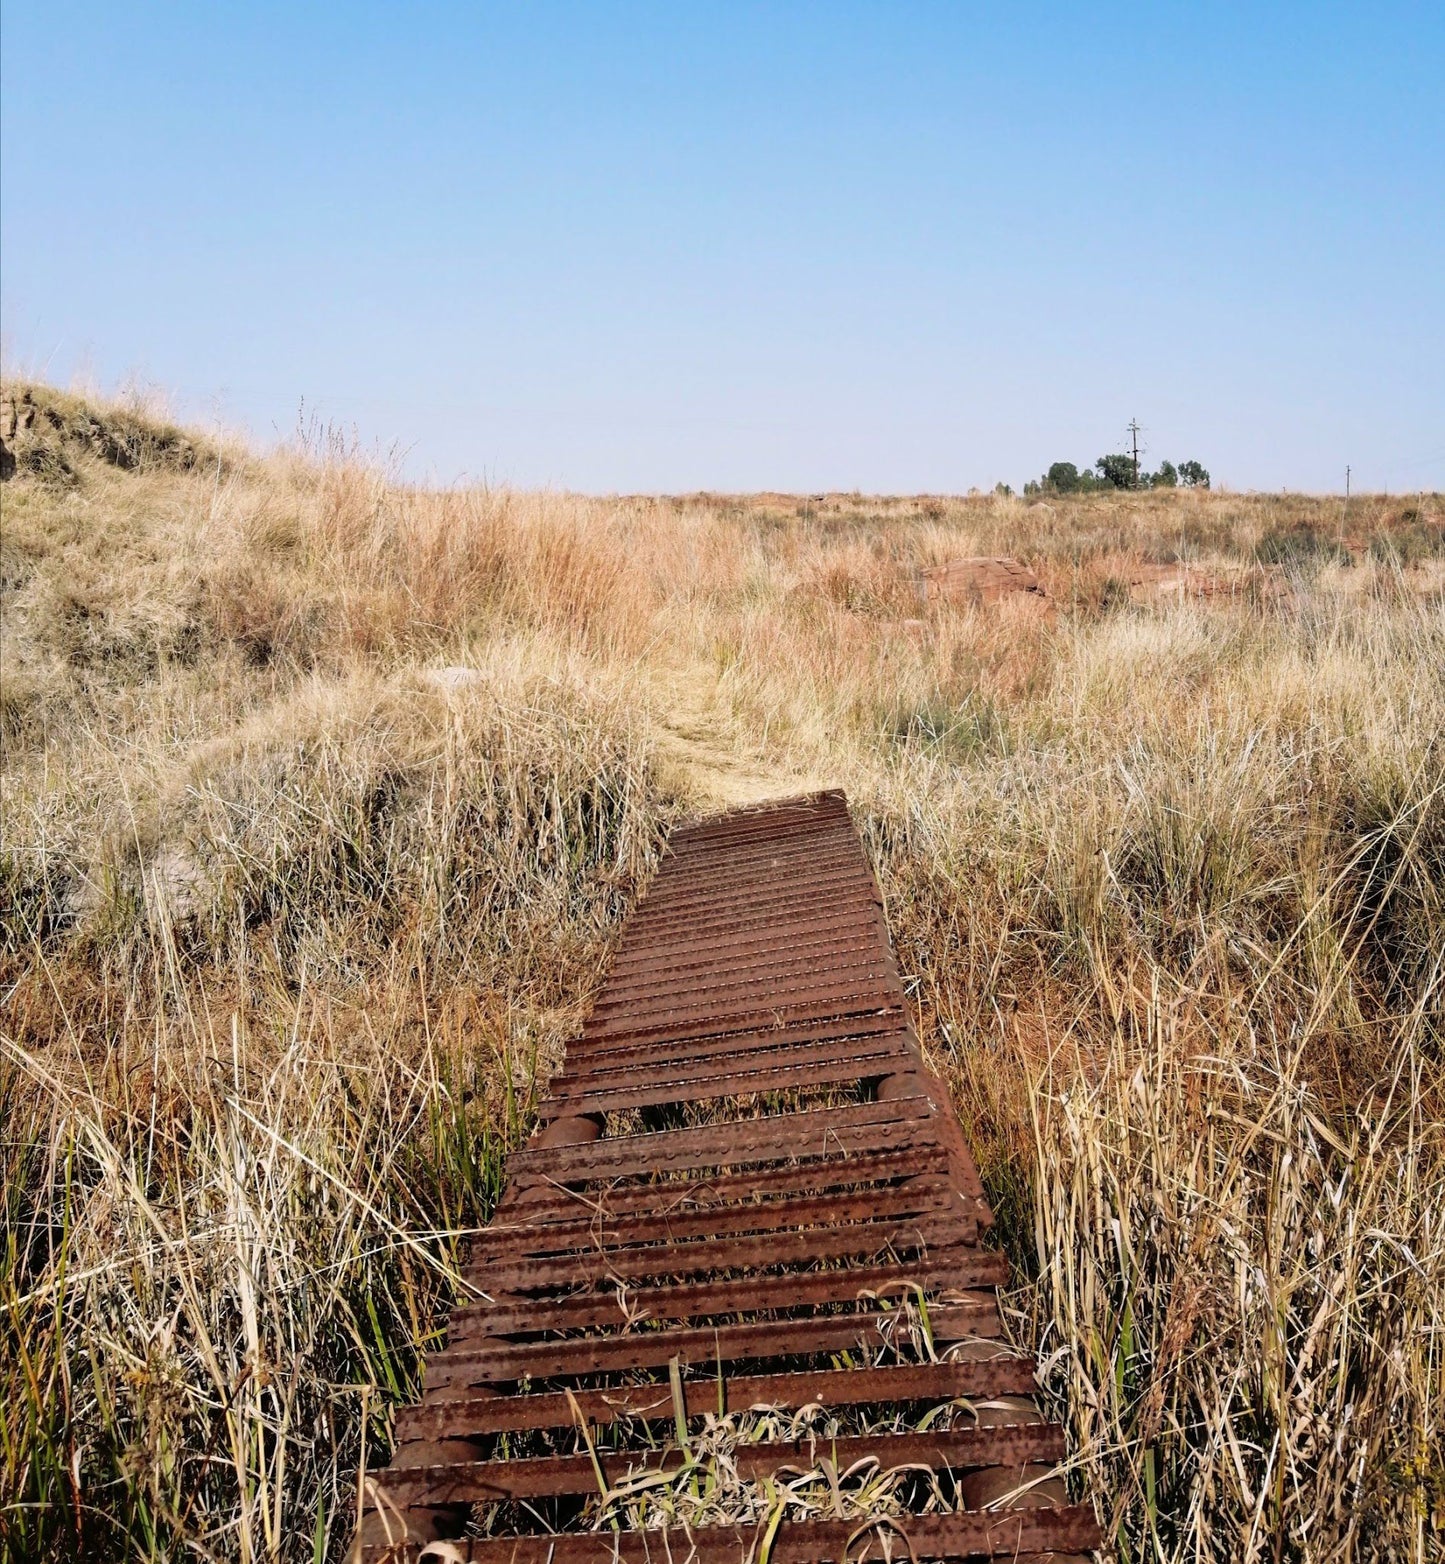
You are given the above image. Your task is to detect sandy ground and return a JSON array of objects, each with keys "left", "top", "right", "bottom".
[{"left": 647, "top": 663, "right": 829, "bottom": 807}]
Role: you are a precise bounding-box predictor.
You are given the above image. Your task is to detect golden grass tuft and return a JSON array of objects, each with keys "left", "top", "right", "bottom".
[{"left": 1, "top": 378, "right": 1442, "bottom": 1561}]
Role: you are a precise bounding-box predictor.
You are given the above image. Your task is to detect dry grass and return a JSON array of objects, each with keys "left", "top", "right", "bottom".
[{"left": 1, "top": 379, "right": 1442, "bottom": 1562}]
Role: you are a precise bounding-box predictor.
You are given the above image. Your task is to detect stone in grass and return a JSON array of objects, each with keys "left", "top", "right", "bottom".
[{"left": 914, "top": 558, "right": 1049, "bottom": 608}]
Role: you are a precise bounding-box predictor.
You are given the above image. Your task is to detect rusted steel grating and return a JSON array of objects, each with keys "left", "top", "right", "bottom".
[{"left": 359, "top": 790, "right": 1098, "bottom": 1562}]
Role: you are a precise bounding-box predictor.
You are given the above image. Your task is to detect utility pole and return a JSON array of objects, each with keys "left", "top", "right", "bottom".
[
  {"left": 1127, "top": 418, "right": 1142, "bottom": 487},
  {"left": 1345, "top": 465, "right": 1351, "bottom": 499}
]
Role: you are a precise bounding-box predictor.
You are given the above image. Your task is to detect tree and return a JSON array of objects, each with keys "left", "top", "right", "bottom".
[
  {"left": 1023, "top": 444, "right": 1209, "bottom": 496},
  {"left": 1096, "top": 453, "right": 1137, "bottom": 489}
]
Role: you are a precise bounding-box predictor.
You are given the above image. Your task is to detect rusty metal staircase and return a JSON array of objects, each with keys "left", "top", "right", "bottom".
[{"left": 358, "top": 791, "right": 1098, "bottom": 1562}]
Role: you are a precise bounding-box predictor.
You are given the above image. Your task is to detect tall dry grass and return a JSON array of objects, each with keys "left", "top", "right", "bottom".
[{"left": 2, "top": 380, "right": 1442, "bottom": 1561}]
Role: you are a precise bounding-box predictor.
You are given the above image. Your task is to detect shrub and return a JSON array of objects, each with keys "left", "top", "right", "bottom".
[
  {"left": 1369, "top": 512, "right": 1445, "bottom": 565},
  {"left": 1256, "top": 524, "right": 1351, "bottom": 569}
]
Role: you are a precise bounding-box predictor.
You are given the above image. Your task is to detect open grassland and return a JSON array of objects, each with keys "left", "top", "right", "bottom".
[{"left": 2, "top": 381, "right": 1443, "bottom": 1562}]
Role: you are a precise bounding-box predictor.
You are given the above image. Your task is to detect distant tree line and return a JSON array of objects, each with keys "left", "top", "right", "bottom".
[{"left": 1023, "top": 455, "right": 1209, "bottom": 495}]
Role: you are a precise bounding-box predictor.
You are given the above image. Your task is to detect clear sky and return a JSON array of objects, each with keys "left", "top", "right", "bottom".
[{"left": 3, "top": 3, "right": 1442, "bottom": 493}]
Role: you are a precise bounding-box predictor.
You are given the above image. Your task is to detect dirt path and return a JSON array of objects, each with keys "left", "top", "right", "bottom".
[{"left": 647, "top": 663, "right": 828, "bottom": 807}]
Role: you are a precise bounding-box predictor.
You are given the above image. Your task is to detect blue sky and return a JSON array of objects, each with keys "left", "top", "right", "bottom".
[{"left": 3, "top": 4, "right": 1442, "bottom": 492}]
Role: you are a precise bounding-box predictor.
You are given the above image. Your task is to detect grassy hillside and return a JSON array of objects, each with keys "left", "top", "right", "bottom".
[{"left": 2, "top": 379, "right": 1442, "bottom": 1562}]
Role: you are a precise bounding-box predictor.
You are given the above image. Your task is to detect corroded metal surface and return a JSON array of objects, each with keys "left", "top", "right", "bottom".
[{"left": 359, "top": 791, "right": 1098, "bottom": 1563}]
